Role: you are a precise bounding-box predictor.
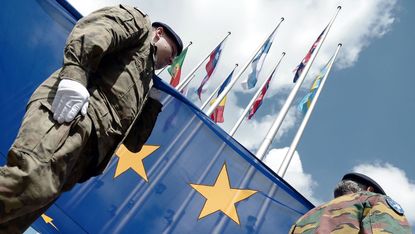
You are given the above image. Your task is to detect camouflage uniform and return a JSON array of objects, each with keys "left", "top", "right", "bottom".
[
  {"left": 0, "top": 5, "right": 162, "bottom": 232},
  {"left": 290, "top": 192, "right": 412, "bottom": 234}
]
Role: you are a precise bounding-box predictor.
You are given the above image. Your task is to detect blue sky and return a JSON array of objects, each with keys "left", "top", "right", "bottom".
[
  {"left": 68, "top": 0, "right": 415, "bottom": 228},
  {"left": 299, "top": 0, "right": 415, "bottom": 202}
]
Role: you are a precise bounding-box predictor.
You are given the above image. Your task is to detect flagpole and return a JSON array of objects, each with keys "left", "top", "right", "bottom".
[
  {"left": 176, "top": 32, "right": 231, "bottom": 92},
  {"left": 253, "top": 44, "right": 342, "bottom": 233},
  {"left": 278, "top": 43, "right": 342, "bottom": 177},
  {"left": 255, "top": 6, "right": 341, "bottom": 162},
  {"left": 211, "top": 7, "right": 341, "bottom": 234},
  {"left": 155, "top": 66, "right": 166, "bottom": 76},
  {"left": 177, "top": 41, "right": 193, "bottom": 61},
  {"left": 200, "top": 63, "right": 238, "bottom": 110},
  {"left": 229, "top": 52, "right": 285, "bottom": 136},
  {"left": 205, "top": 18, "right": 285, "bottom": 116}
]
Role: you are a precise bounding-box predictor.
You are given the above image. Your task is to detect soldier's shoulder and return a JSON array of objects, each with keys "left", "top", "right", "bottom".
[
  {"left": 361, "top": 194, "right": 412, "bottom": 233},
  {"left": 362, "top": 192, "right": 404, "bottom": 215},
  {"left": 118, "top": 4, "right": 148, "bottom": 18}
]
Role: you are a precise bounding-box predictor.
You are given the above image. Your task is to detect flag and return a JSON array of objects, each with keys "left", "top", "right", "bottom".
[
  {"left": 247, "top": 68, "right": 276, "bottom": 120},
  {"left": 2, "top": 1, "right": 314, "bottom": 232},
  {"left": 241, "top": 31, "right": 276, "bottom": 90},
  {"left": 298, "top": 57, "right": 331, "bottom": 114},
  {"left": 210, "top": 69, "right": 234, "bottom": 123},
  {"left": 293, "top": 27, "right": 326, "bottom": 83},
  {"left": 196, "top": 41, "right": 225, "bottom": 100},
  {"left": 168, "top": 47, "right": 189, "bottom": 87},
  {"left": 210, "top": 97, "right": 227, "bottom": 123}
]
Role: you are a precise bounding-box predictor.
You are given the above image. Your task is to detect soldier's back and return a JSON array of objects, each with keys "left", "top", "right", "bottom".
[{"left": 289, "top": 192, "right": 412, "bottom": 234}]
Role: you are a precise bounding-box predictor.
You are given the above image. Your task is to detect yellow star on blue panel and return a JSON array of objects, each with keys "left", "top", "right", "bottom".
[
  {"left": 190, "top": 163, "right": 257, "bottom": 224},
  {"left": 114, "top": 144, "right": 160, "bottom": 182}
]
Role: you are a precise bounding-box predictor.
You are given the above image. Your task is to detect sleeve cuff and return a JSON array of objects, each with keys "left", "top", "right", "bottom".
[{"left": 59, "top": 65, "right": 89, "bottom": 87}]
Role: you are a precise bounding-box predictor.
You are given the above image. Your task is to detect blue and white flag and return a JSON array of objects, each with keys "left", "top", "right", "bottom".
[{"left": 241, "top": 31, "right": 276, "bottom": 90}]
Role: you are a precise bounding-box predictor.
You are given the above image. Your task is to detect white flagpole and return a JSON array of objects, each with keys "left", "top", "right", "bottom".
[
  {"left": 200, "top": 64, "right": 238, "bottom": 110},
  {"left": 205, "top": 18, "right": 285, "bottom": 116},
  {"left": 211, "top": 7, "right": 341, "bottom": 234},
  {"left": 229, "top": 52, "right": 285, "bottom": 136},
  {"left": 155, "top": 66, "right": 166, "bottom": 76},
  {"left": 255, "top": 6, "right": 341, "bottom": 162},
  {"left": 253, "top": 44, "right": 342, "bottom": 233},
  {"left": 278, "top": 43, "right": 342, "bottom": 177},
  {"left": 176, "top": 32, "right": 231, "bottom": 92}
]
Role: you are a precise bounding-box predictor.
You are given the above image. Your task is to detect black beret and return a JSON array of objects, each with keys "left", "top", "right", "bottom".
[
  {"left": 152, "top": 21, "right": 183, "bottom": 56},
  {"left": 342, "top": 172, "right": 386, "bottom": 195}
]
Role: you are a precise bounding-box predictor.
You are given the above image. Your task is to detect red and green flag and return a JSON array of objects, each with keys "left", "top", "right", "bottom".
[{"left": 168, "top": 47, "right": 189, "bottom": 87}]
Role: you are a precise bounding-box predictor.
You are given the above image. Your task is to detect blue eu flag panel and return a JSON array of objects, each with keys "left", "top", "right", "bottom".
[{"left": 0, "top": 0, "right": 314, "bottom": 233}]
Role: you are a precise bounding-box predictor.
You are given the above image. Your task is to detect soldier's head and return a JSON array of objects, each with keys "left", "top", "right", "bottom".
[
  {"left": 333, "top": 172, "right": 386, "bottom": 198},
  {"left": 151, "top": 22, "right": 183, "bottom": 70}
]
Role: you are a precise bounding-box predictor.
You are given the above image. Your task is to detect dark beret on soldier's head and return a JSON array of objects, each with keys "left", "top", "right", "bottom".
[
  {"left": 342, "top": 172, "right": 386, "bottom": 195},
  {"left": 152, "top": 21, "right": 183, "bottom": 56}
]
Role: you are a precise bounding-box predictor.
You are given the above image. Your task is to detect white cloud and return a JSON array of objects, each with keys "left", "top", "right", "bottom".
[
  {"left": 68, "top": 0, "right": 398, "bottom": 84},
  {"left": 353, "top": 163, "right": 415, "bottom": 224},
  {"left": 263, "top": 147, "right": 322, "bottom": 205}
]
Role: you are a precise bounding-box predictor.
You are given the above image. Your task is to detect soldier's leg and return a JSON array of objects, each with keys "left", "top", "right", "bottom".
[{"left": 0, "top": 99, "right": 93, "bottom": 227}]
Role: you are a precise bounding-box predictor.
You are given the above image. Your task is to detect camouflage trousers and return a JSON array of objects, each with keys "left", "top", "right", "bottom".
[{"left": 0, "top": 99, "right": 97, "bottom": 233}]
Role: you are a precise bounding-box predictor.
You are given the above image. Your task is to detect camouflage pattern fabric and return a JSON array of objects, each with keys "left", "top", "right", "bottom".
[
  {"left": 0, "top": 5, "right": 162, "bottom": 232},
  {"left": 290, "top": 192, "right": 412, "bottom": 234}
]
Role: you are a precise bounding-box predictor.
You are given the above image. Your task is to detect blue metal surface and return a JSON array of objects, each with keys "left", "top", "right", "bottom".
[{"left": 0, "top": 0, "right": 78, "bottom": 160}]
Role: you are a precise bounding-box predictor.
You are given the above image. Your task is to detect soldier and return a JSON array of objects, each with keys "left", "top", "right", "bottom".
[
  {"left": 290, "top": 172, "right": 412, "bottom": 233},
  {"left": 0, "top": 4, "right": 182, "bottom": 232}
]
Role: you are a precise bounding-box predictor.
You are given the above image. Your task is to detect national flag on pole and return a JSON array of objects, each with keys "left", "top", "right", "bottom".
[
  {"left": 241, "top": 31, "right": 276, "bottom": 90},
  {"left": 197, "top": 41, "right": 225, "bottom": 100},
  {"left": 293, "top": 27, "right": 326, "bottom": 83},
  {"left": 210, "top": 97, "right": 227, "bottom": 123},
  {"left": 168, "top": 47, "right": 189, "bottom": 87},
  {"left": 210, "top": 69, "right": 234, "bottom": 123},
  {"left": 247, "top": 68, "right": 276, "bottom": 119},
  {"left": 298, "top": 57, "right": 331, "bottom": 113}
]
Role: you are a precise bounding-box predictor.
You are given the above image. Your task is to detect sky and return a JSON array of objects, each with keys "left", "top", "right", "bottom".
[{"left": 67, "top": 0, "right": 415, "bottom": 227}]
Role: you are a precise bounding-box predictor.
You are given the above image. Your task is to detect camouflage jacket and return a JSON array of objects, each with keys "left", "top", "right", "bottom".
[
  {"left": 30, "top": 5, "right": 161, "bottom": 174},
  {"left": 290, "top": 192, "right": 412, "bottom": 234}
]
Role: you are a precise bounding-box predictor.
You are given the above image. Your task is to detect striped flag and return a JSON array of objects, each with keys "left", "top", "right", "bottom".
[
  {"left": 210, "top": 69, "right": 234, "bottom": 123},
  {"left": 210, "top": 97, "right": 227, "bottom": 123},
  {"left": 247, "top": 68, "right": 276, "bottom": 119},
  {"left": 197, "top": 41, "right": 225, "bottom": 100},
  {"left": 241, "top": 31, "right": 276, "bottom": 90},
  {"left": 298, "top": 57, "right": 331, "bottom": 113},
  {"left": 293, "top": 27, "right": 326, "bottom": 83},
  {"left": 168, "top": 47, "right": 189, "bottom": 87}
]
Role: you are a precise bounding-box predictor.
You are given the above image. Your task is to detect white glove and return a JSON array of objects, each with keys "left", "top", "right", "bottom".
[{"left": 51, "top": 79, "right": 90, "bottom": 124}]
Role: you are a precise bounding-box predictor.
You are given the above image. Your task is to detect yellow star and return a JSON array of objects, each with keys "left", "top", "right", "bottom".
[
  {"left": 114, "top": 144, "right": 160, "bottom": 182},
  {"left": 190, "top": 163, "right": 257, "bottom": 224}
]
